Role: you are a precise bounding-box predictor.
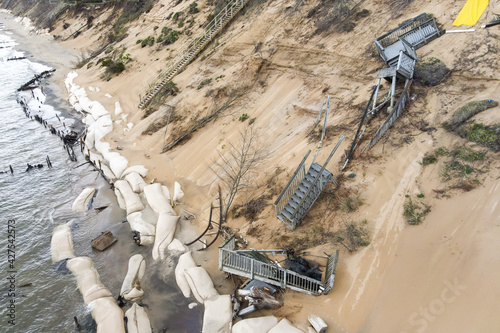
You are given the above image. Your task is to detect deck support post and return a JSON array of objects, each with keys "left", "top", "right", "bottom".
[
  {"left": 373, "top": 78, "right": 381, "bottom": 110},
  {"left": 389, "top": 75, "right": 397, "bottom": 112}
]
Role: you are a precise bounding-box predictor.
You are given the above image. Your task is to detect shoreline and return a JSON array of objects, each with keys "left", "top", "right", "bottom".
[{"left": 2, "top": 10, "right": 216, "bottom": 332}]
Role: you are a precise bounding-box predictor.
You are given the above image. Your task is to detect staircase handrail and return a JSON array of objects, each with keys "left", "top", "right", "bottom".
[
  {"left": 289, "top": 135, "right": 344, "bottom": 223},
  {"left": 274, "top": 150, "right": 311, "bottom": 217},
  {"left": 139, "top": 0, "right": 247, "bottom": 104}
]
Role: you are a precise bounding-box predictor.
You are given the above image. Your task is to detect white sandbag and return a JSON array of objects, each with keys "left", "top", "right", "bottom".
[
  {"left": 99, "top": 164, "right": 117, "bottom": 182},
  {"left": 175, "top": 252, "right": 197, "bottom": 298},
  {"left": 120, "top": 254, "right": 146, "bottom": 301},
  {"left": 90, "top": 101, "right": 109, "bottom": 120},
  {"left": 152, "top": 214, "right": 180, "bottom": 260},
  {"left": 184, "top": 266, "right": 219, "bottom": 304},
  {"left": 65, "top": 71, "right": 78, "bottom": 92},
  {"left": 50, "top": 222, "right": 75, "bottom": 263},
  {"left": 89, "top": 297, "right": 126, "bottom": 333},
  {"left": 72, "top": 187, "right": 96, "bottom": 212},
  {"left": 73, "top": 102, "right": 83, "bottom": 113},
  {"left": 268, "top": 319, "right": 304, "bottom": 333},
  {"left": 167, "top": 238, "right": 185, "bottom": 252},
  {"left": 162, "top": 185, "right": 171, "bottom": 201},
  {"left": 125, "top": 172, "right": 146, "bottom": 193},
  {"left": 127, "top": 212, "right": 156, "bottom": 245},
  {"left": 106, "top": 152, "right": 128, "bottom": 179},
  {"left": 144, "top": 183, "right": 176, "bottom": 216},
  {"left": 78, "top": 96, "right": 93, "bottom": 114},
  {"left": 202, "top": 295, "right": 232, "bottom": 333},
  {"left": 94, "top": 114, "right": 113, "bottom": 142},
  {"left": 69, "top": 94, "right": 78, "bottom": 107},
  {"left": 84, "top": 128, "right": 96, "bottom": 150},
  {"left": 125, "top": 303, "right": 152, "bottom": 333},
  {"left": 122, "top": 165, "right": 148, "bottom": 178},
  {"left": 114, "top": 180, "right": 144, "bottom": 215},
  {"left": 67, "top": 257, "right": 113, "bottom": 305},
  {"left": 115, "top": 189, "right": 126, "bottom": 210},
  {"left": 84, "top": 113, "right": 96, "bottom": 126},
  {"left": 172, "top": 181, "right": 184, "bottom": 204},
  {"left": 89, "top": 151, "right": 104, "bottom": 167},
  {"left": 95, "top": 139, "right": 111, "bottom": 157},
  {"left": 232, "top": 316, "right": 278, "bottom": 333},
  {"left": 115, "top": 101, "right": 123, "bottom": 116}
]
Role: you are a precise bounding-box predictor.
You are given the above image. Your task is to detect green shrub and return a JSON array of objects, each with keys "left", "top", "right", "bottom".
[
  {"left": 189, "top": 2, "right": 199, "bottom": 14},
  {"left": 421, "top": 153, "right": 437, "bottom": 166},
  {"left": 446, "top": 100, "right": 498, "bottom": 130},
  {"left": 141, "top": 36, "right": 155, "bottom": 47},
  {"left": 173, "top": 12, "right": 180, "bottom": 21},
  {"left": 239, "top": 113, "right": 249, "bottom": 122},
  {"left": 197, "top": 78, "right": 212, "bottom": 89}
]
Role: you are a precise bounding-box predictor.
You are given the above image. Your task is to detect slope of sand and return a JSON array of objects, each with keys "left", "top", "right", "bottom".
[{"left": 13, "top": 0, "right": 500, "bottom": 331}]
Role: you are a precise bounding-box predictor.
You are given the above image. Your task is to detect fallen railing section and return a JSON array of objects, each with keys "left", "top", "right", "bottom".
[{"left": 219, "top": 236, "right": 340, "bottom": 296}]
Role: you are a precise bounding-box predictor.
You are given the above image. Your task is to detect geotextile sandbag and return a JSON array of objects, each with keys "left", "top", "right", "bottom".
[
  {"left": 152, "top": 213, "right": 180, "bottom": 260},
  {"left": 127, "top": 212, "right": 155, "bottom": 245},
  {"left": 105, "top": 152, "right": 129, "bottom": 179},
  {"left": 267, "top": 319, "right": 304, "bottom": 333},
  {"left": 184, "top": 266, "right": 219, "bottom": 304},
  {"left": 144, "top": 183, "right": 176, "bottom": 216},
  {"left": 72, "top": 187, "right": 96, "bottom": 212},
  {"left": 114, "top": 188, "right": 126, "bottom": 210},
  {"left": 175, "top": 252, "right": 197, "bottom": 298},
  {"left": 120, "top": 254, "right": 146, "bottom": 301},
  {"left": 202, "top": 295, "right": 232, "bottom": 333},
  {"left": 89, "top": 100, "right": 109, "bottom": 120},
  {"left": 232, "top": 316, "right": 279, "bottom": 333},
  {"left": 122, "top": 165, "right": 148, "bottom": 178},
  {"left": 173, "top": 181, "right": 184, "bottom": 203},
  {"left": 50, "top": 223, "right": 75, "bottom": 263},
  {"left": 89, "top": 297, "right": 126, "bottom": 333},
  {"left": 114, "top": 180, "right": 145, "bottom": 215},
  {"left": 67, "top": 257, "right": 113, "bottom": 305},
  {"left": 125, "top": 303, "right": 152, "bottom": 333},
  {"left": 125, "top": 172, "right": 146, "bottom": 193}
]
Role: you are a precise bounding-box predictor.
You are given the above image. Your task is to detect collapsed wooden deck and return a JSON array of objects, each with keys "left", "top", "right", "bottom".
[{"left": 219, "top": 236, "right": 339, "bottom": 296}]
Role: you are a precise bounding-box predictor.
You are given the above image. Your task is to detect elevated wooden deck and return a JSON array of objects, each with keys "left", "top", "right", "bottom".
[{"left": 375, "top": 13, "right": 441, "bottom": 65}]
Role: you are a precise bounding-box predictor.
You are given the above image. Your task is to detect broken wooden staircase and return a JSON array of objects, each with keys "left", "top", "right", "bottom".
[{"left": 275, "top": 136, "right": 344, "bottom": 230}]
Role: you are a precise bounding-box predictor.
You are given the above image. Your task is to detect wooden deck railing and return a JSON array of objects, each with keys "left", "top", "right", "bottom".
[{"left": 219, "top": 237, "right": 325, "bottom": 295}]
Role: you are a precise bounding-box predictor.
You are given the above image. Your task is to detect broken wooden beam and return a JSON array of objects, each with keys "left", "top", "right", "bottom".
[
  {"left": 91, "top": 231, "right": 117, "bottom": 251},
  {"left": 308, "top": 315, "right": 328, "bottom": 333}
]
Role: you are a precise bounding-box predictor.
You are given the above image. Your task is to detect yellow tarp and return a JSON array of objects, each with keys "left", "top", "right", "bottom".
[{"left": 453, "top": 0, "right": 489, "bottom": 26}]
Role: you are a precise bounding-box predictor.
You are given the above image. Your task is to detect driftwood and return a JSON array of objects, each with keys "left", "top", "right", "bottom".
[
  {"left": 91, "top": 231, "right": 117, "bottom": 251},
  {"left": 308, "top": 315, "right": 328, "bottom": 333}
]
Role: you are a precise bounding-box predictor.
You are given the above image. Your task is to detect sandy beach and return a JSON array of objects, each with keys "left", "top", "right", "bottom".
[{"left": 3, "top": 0, "right": 500, "bottom": 331}]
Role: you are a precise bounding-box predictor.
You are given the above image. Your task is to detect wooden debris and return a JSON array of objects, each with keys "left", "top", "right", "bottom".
[
  {"left": 308, "top": 315, "right": 328, "bottom": 333},
  {"left": 91, "top": 231, "right": 117, "bottom": 251},
  {"left": 245, "top": 287, "right": 283, "bottom": 310},
  {"left": 238, "top": 305, "right": 257, "bottom": 316}
]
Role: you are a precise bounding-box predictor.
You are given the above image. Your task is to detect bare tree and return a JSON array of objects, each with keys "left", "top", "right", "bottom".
[{"left": 210, "top": 125, "right": 268, "bottom": 221}]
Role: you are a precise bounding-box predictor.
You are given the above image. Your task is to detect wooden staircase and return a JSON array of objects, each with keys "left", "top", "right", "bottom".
[
  {"left": 138, "top": 0, "right": 250, "bottom": 109},
  {"left": 275, "top": 136, "right": 344, "bottom": 230}
]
